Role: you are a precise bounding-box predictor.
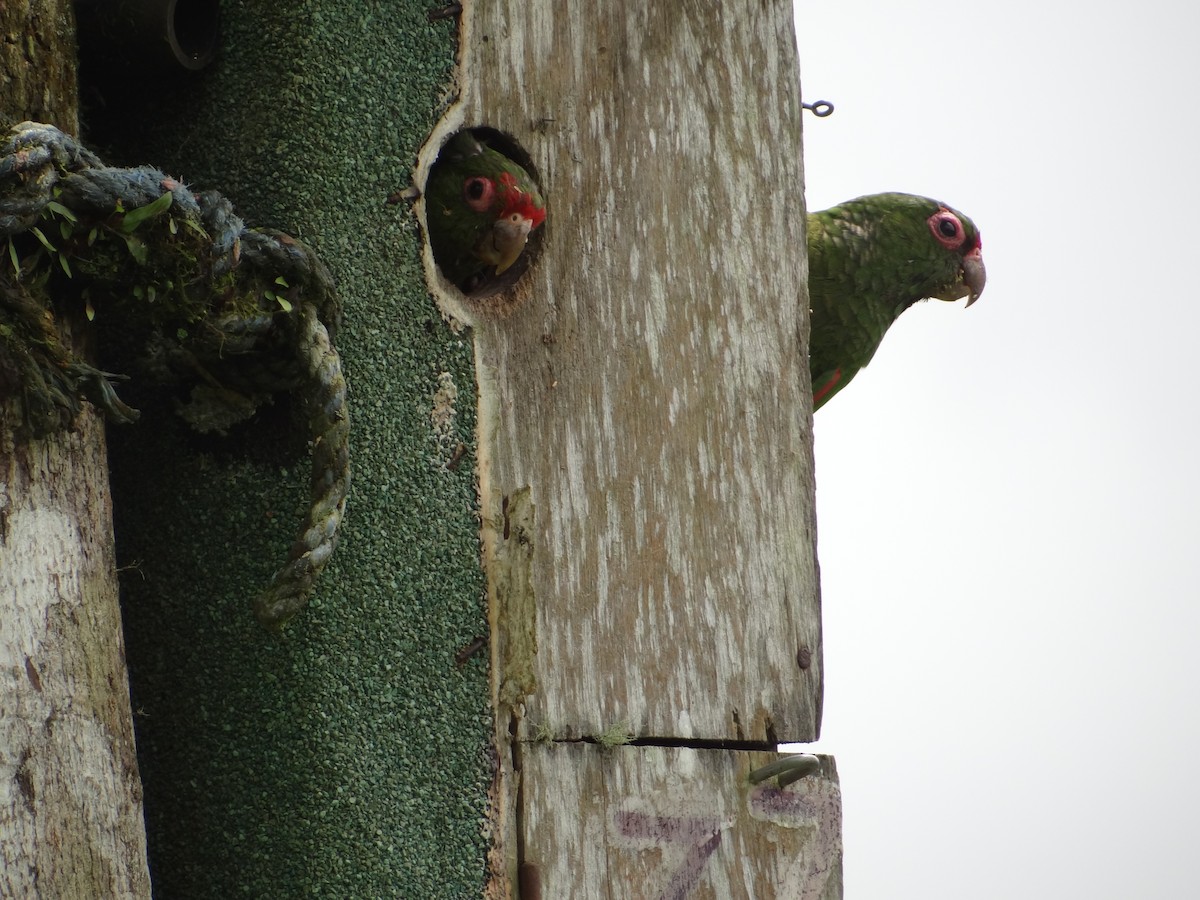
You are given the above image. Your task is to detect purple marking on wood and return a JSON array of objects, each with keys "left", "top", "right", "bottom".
[
  {"left": 661, "top": 830, "right": 721, "bottom": 900},
  {"left": 749, "top": 779, "right": 841, "bottom": 824},
  {"left": 614, "top": 810, "right": 724, "bottom": 900},
  {"left": 614, "top": 810, "right": 722, "bottom": 844},
  {"left": 749, "top": 781, "right": 843, "bottom": 900}
]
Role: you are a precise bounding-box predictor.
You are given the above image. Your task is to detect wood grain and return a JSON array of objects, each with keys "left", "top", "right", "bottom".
[
  {"left": 0, "top": 407, "right": 151, "bottom": 898},
  {"left": 425, "top": 3, "right": 839, "bottom": 893},
  {"left": 452, "top": 0, "right": 822, "bottom": 745}
]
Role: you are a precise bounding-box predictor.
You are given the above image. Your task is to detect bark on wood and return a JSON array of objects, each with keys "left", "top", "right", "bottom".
[
  {"left": 0, "top": 411, "right": 149, "bottom": 898},
  {"left": 426, "top": 1, "right": 838, "bottom": 895},
  {"left": 0, "top": 0, "right": 80, "bottom": 125},
  {"left": 0, "top": 3, "right": 151, "bottom": 896}
]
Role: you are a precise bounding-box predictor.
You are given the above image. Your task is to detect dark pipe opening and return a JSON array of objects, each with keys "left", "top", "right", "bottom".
[
  {"left": 166, "top": 0, "right": 220, "bottom": 70},
  {"left": 75, "top": 0, "right": 220, "bottom": 73}
]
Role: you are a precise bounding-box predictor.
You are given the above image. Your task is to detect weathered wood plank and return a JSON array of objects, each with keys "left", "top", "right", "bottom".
[
  {"left": 521, "top": 744, "right": 842, "bottom": 900},
  {"left": 428, "top": 3, "right": 835, "bottom": 893},
  {"left": 447, "top": 0, "right": 820, "bottom": 745}
]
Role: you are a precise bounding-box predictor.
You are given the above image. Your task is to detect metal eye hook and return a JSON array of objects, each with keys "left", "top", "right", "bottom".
[
  {"left": 748, "top": 753, "right": 822, "bottom": 788},
  {"left": 803, "top": 100, "right": 835, "bottom": 117}
]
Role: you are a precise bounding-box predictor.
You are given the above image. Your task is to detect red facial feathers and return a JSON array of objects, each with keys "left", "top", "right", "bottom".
[
  {"left": 496, "top": 172, "right": 546, "bottom": 228},
  {"left": 463, "top": 172, "right": 546, "bottom": 228}
]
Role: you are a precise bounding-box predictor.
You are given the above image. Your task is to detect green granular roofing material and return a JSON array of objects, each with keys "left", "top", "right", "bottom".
[{"left": 88, "top": 3, "right": 492, "bottom": 896}]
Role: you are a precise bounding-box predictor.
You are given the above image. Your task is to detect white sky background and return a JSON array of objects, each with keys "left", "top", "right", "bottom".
[{"left": 789, "top": 1, "right": 1200, "bottom": 897}]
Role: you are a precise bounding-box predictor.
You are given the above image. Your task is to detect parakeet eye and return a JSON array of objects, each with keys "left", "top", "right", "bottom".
[
  {"left": 463, "top": 176, "right": 496, "bottom": 212},
  {"left": 927, "top": 208, "right": 966, "bottom": 250}
]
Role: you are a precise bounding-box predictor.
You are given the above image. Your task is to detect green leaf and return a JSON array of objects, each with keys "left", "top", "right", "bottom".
[
  {"left": 87, "top": 226, "right": 98, "bottom": 246},
  {"left": 274, "top": 276, "right": 289, "bottom": 287},
  {"left": 183, "top": 219, "right": 210, "bottom": 241},
  {"left": 85, "top": 294, "right": 95, "bottom": 321},
  {"left": 168, "top": 216, "right": 178, "bottom": 235},
  {"left": 45, "top": 201, "right": 78, "bottom": 223},
  {"left": 58, "top": 252, "right": 72, "bottom": 278},
  {"left": 273, "top": 293, "right": 293, "bottom": 313},
  {"left": 119, "top": 192, "right": 173, "bottom": 233},
  {"left": 30, "top": 226, "right": 56, "bottom": 253},
  {"left": 8, "top": 238, "right": 19, "bottom": 276},
  {"left": 123, "top": 233, "right": 148, "bottom": 265},
  {"left": 59, "top": 220, "right": 72, "bottom": 240}
]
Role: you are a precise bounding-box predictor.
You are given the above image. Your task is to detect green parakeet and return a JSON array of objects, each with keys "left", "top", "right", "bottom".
[
  {"left": 807, "top": 193, "right": 986, "bottom": 410},
  {"left": 424, "top": 131, "right": 547, "bottom": 295}
]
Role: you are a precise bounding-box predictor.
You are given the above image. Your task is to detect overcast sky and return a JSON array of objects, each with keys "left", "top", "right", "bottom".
[{"left": 790, "top": 1, "right": 1200, "bottom": 897}]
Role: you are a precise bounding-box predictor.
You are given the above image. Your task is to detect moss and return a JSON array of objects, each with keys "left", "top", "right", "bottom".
[
  {"left": 593, "top": 722, "right": 635, "bottom": 749},
  {"left": 88, "top": 2, "right": 491, "bottom": 897}
]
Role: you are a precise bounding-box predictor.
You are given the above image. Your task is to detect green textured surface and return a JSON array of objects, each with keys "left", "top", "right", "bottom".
[{"left": 86, "top": 3, "right": 492, "bottom": 896}]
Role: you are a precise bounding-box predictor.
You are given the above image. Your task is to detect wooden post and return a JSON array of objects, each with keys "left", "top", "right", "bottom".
[
  {"left": 426, "top": 2, "right": 842, "bottom": 895},
  {"left": 0, "top": 2, "right": 152, "bottom": 896}
]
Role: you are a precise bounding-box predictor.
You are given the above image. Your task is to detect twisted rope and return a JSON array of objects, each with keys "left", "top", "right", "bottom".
[{"left": 0, "top": 121, "right": 349, "bottom": 630}]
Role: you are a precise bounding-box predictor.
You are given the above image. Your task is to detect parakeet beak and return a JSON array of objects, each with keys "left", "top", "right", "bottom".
[
  {"left": 477, "top": 213, "right": 534, "bottom": 275},
  {"left": 962, "top": 246, "right": 986, "bottom": 307}
]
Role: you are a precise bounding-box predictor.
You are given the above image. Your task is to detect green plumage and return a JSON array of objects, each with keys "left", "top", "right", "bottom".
[
  {"left": 424, "top": 131, "right": 546, "bottom": 295},
  {"left": 807, "top": 192, "right": 985, "bottom": 410}
]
